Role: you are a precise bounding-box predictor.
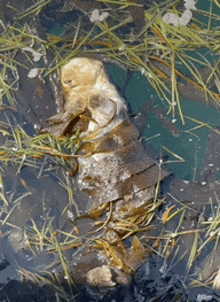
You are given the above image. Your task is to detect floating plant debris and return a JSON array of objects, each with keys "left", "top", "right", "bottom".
[{"left": 1, "top": 1, "right": 220, "bottom": 302}]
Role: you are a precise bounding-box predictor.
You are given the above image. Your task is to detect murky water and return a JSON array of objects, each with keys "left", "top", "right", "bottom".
[{"left": 1, "top": 1, "right": 220, "bottom": 302}]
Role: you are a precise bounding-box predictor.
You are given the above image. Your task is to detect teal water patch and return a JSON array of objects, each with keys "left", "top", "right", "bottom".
[
  {"left": 48, "top": 24, "right": 66, "bottom": 36},
  {"left": 146, "top": 99, "right": 220, "bottom": 180},
  {"left": 108, "top": 66, "right": 220, "bottom": 181},
  {"left": 106, "top": 63, "right": 128, "bottom": 92},
  {"left": 124, "top": 70, "right": 153, "bottom": 111}
]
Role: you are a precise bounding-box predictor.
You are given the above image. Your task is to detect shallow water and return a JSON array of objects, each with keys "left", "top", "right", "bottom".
[{"left": 1, "top": 1, "right": 220, "bottom": 301}]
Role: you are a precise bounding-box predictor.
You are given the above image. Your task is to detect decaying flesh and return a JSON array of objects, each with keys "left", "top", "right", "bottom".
[
  {"left": 45, "top": 57, "right": 170, "bottom": 288},
  {"left": 46, "top": 57, "right": 170, "bottom": 216}
]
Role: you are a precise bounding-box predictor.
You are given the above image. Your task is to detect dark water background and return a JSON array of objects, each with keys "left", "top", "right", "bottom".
[
  {"left": 1, "top": 0, "right": 220, "bottom": 301},
  {"left": 107, "top": 60, "right": 220, "bottom": 182}
]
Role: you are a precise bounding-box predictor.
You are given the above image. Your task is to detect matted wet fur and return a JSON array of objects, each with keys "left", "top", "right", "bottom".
[{"left": 44, "top": 57, "right": 170, "bottom": 292}]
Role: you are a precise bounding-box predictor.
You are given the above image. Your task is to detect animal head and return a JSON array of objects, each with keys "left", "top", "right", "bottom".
[
  {"left": 45, "top": 57, "right": 127, "bottom": 138},
  {"left": 60, "top": 57, "right": 109, "bottom": 100}
]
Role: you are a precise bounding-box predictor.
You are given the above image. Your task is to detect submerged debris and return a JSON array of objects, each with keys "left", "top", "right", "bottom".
[
  {"left": 163, "top": 0, "right": 197, "bottom": 27},
  {"left": 1, "top": 1, "right": 220, "bottom": 301},
  {"left": 90, "top": 9, "right": 109, "bottom": 23}
]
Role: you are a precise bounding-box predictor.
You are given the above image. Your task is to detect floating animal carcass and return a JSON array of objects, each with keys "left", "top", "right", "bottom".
[{"left": 45, "top": 57, "right": 170, "bottom": 289}]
